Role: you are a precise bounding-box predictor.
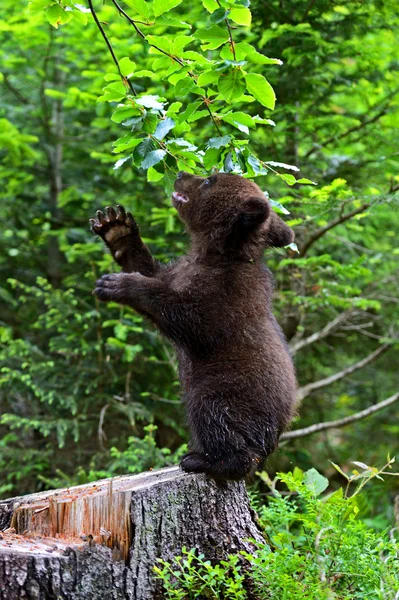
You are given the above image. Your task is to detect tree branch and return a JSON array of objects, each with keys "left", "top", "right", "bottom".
[
  {"left": 281, "top": 391, "right": 399, "bottom": 440},
  {"left": 304, "top": 88, "right": 399, "bottom": 159},
  {"left": 87, "top": 0, "right": 137, "bottom": 96},
  {"left": 289, "top": 310, "right": 352, "bottom": 355},
  {"left": 1, "top": 73, "right": 30, "bottom": 104},
  {"left": 300, "top": 202, "right": 370, "bottom": 256},
  {"left": 297, "top": 343, "right": 390, "bottom": 401}
]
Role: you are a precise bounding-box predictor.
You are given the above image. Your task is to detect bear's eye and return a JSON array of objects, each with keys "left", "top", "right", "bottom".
[{"left": 202, "top": 176, "right": 215, "bottom": 188}]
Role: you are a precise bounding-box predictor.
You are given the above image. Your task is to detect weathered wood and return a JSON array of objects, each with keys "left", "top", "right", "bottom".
[{"left": 0, "top": 466, "right": 263, "bottom": 599}]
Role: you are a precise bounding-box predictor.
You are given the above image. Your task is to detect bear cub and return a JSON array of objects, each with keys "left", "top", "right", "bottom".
[{"left": 90, "top": 172, "right": 297, "bottom": 481}]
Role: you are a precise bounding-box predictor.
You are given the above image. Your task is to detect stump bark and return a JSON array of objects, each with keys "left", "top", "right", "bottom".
[{"left": 0, "top": 466, "right": 264, "bottom": 599}]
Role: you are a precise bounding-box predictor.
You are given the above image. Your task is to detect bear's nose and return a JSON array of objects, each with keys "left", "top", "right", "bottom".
[{"left": 177, "top": 171, "right": 186, "bottom": 179}]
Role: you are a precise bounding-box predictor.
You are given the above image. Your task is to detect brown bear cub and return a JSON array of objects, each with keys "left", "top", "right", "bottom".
[{"left": 90, "top": 172, "right": 297, "bottom": 481}]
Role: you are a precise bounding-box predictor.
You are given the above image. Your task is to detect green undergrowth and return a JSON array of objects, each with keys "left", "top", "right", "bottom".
[{"left": 154, "top": 459, "right": 399, "bottom": 599}]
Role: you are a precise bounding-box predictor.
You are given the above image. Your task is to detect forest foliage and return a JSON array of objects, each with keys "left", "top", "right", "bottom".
[{"left": 0, "top": 0, "right": 398, "bottom": 555}]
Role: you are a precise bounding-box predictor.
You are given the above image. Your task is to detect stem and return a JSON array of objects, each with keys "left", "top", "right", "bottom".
[
  {"left": 216, "top": 0, "right": 236, "bottom": 60},
  {"left": 204, "top": 103, "right": 222, "bottom": 135},
  {"left": 87, "top": 0, "right": 137, "bottom": 96}
]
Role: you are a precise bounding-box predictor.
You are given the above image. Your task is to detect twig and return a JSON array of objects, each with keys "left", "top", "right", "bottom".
[
  {"left": 305, "top": 87, "right": 399, "bottom": 159},
  {"left": 289, "top": 310, "right": 352, "bottom": 355},
  {"left": 1, "top": 73, "right": 30, "bottom": 104},
  {"left": 112, "top": 0, "right": 184, "bottom": 64},
  {"left": 98, "top": 403, "right": 109, "bottom": 449},
  {"left": 281, "top": 391, "right": 399, "bottom": 440},
  {"left": 300, "top": 203, "right": 370, "bottom": 256},
  {"left": 297, "top": 343, "right": 390, "bottom": 401},
  {"left": 87, "top": 0, "right": 137, "bottom": 96},
  {"left": 216, "top": 0, "right": 236, "bottom": 60}
]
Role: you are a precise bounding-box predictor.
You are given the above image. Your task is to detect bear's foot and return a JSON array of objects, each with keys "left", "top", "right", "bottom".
[
  {"left": 180, "top": 450, "right": 265, "bottom": 482},
  {"left": 180, "top": 452, "right": 211, "bottom": 474}
]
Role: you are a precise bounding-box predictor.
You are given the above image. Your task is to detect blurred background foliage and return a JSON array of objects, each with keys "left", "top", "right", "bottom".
[{"left": 0, "top": 0, "right": 398, "bottom": 531}]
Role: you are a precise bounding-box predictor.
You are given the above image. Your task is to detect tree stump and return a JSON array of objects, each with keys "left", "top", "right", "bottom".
[{"left": 0, "top": 466, "right": 264, "bottom": 599}]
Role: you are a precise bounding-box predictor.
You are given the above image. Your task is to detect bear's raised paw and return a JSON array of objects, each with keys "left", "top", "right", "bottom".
[{"left": 90, "top": 205, "right": 139, "bottom": 244}]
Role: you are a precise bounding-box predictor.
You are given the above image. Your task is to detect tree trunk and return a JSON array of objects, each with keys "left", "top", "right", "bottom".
[{"left": 0, "top": 467, "right": 264, "bottom": 599}]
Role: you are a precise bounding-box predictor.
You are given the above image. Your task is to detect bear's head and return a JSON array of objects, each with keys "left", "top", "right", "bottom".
[{"left": 172, "top": 172, "right": 294, "bottom": 260}]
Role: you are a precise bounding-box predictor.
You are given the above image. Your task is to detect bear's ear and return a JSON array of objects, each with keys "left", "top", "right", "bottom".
[
  {"left": 236, "top": 197, "right": 270, "bottom": 230},
  {"left": 227, "top": 197, "right": 269, "bottom": 248},
  {"left": 265, "top": 210, "right": 295, "bottom": 248}
]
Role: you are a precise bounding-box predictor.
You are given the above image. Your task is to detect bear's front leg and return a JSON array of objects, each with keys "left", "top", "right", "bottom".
[
  {"left": 90, "top": 205, "right": 158, "bottom": 276},
  {"left": 94, "top": 272, "right": 167, "bottom": 322}
]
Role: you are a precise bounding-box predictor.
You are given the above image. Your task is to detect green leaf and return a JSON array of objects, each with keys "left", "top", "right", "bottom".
[
  {"left": 113, "top": 156, "right": 131, "bottom": 170},
  {"left": 297, "top": 178, "right": 318, "bottom": 185},
  {"left": 147, "top": 167, "right": 164, "bottom": 182},
  {"left": 119, "top": 57, "right": 136, "bottom": 77},
  {"left": 204, "top": 147, "right": 221, "bottom": 170},
  {"left": 141, "top": 149, "right": 166, "bottom": 169},
  {"left": 221, "top": 112, "right": 254, "bottom": 133},
  {"left": 111, "top": 106, "right": 140, "bottom": 124},
  {"left": 133, "top": 138, "right": 157, "bottom": 164},
  {"left": 253, "top": 115, "right": 275, "bottom": 126},
  {"left": 154, "top": 117, "right": 175, "bottom": 140},
  {"left": 97, "top": 82, "right": 126, "bottom": 102},
  {"left": 245, "top": 73, "right": 276, "bottom": 110},
  {"left": 229, "top": 7, "right": 251, "bottom": 26},
  {"left": 277, "top": 173, "right": 297, "bottom": 185},
  {"left": 208, "top": 135, "right": 231, "bottom": 149},
  {"left": 28, "top": 0, "right": 52, "bottom": 13},
  {"left": 218, "top": 70, "right": 246, "bottom": 103},
  {"left": 71, "top": 9, "right": 88, "bottom": 25},
  {"left": 224, "top": 151, "right": 236, "bottom": 173},
  {"left": 210, "top": 8, "right": 228, "bottom": 23},
  {"left": 270, "top": 199, "right": 290, "bottom": 215},
  {"left": 193, "top": 25, "right": 230, "bottom": 50},
  {"left": 197, "top": 70, "right": 219, "bottom": 87},
  {"left": 182, "top": 51, "right": 211, "bottom": 66},
  {"left": 173, "top": 35, "right": 195, "bottom": 54},
  {"left": 175, "top": 78, "right": 196, "bottom": 96},
  {"left": 246, "top": 154, "right": 267, "bottom": 175},
  {"left": 187, "top": 110, "right": 208, "bottom": 122},
  {"left": 303, "top": 468, "right": 329, "bottom": 496},
  {"left": 103, "top": 73, "right": 121, "bottom": 82},
  {"left": 177, "top": 101, "right": 202, "bottom": 124},
  {"left": 136, "top": 95, "right": 165, "bottom": 110},
  {"left": 167, "top": 101, "right": 183, "bottom": 115},
  {"left": 143, "top": 112, "right": 158, "bottom": 133},
  {"left": 202, "top": 0, "right": 218, "bottom": 12},
  {"left": 153, "top": 0, "right": 182, "bottom": 17},
  {"left": 134, "top": 70, "right": 155, "bottom": 78},
  {"left": 265, "top": 161, "right": 299, "bottom": 172},
  {"left": 46, "top": 5, "right": 72, "bottom": 28},
  {"left": 113, "top": 135, "right": 142, "bottom": 153},
  {"left": 147, "top": 35, "right": 173, "bottom": 54},
  {"left": 152, "top": 56, "right": 171, "bottom": 71},
  {"left": 123, "top": 0, "right": 150, "bottom": 19}
]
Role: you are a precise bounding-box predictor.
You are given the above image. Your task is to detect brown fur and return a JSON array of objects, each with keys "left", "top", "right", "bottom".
[{"left": 90, "top": 172, "right": 297, "bottom": 481}]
